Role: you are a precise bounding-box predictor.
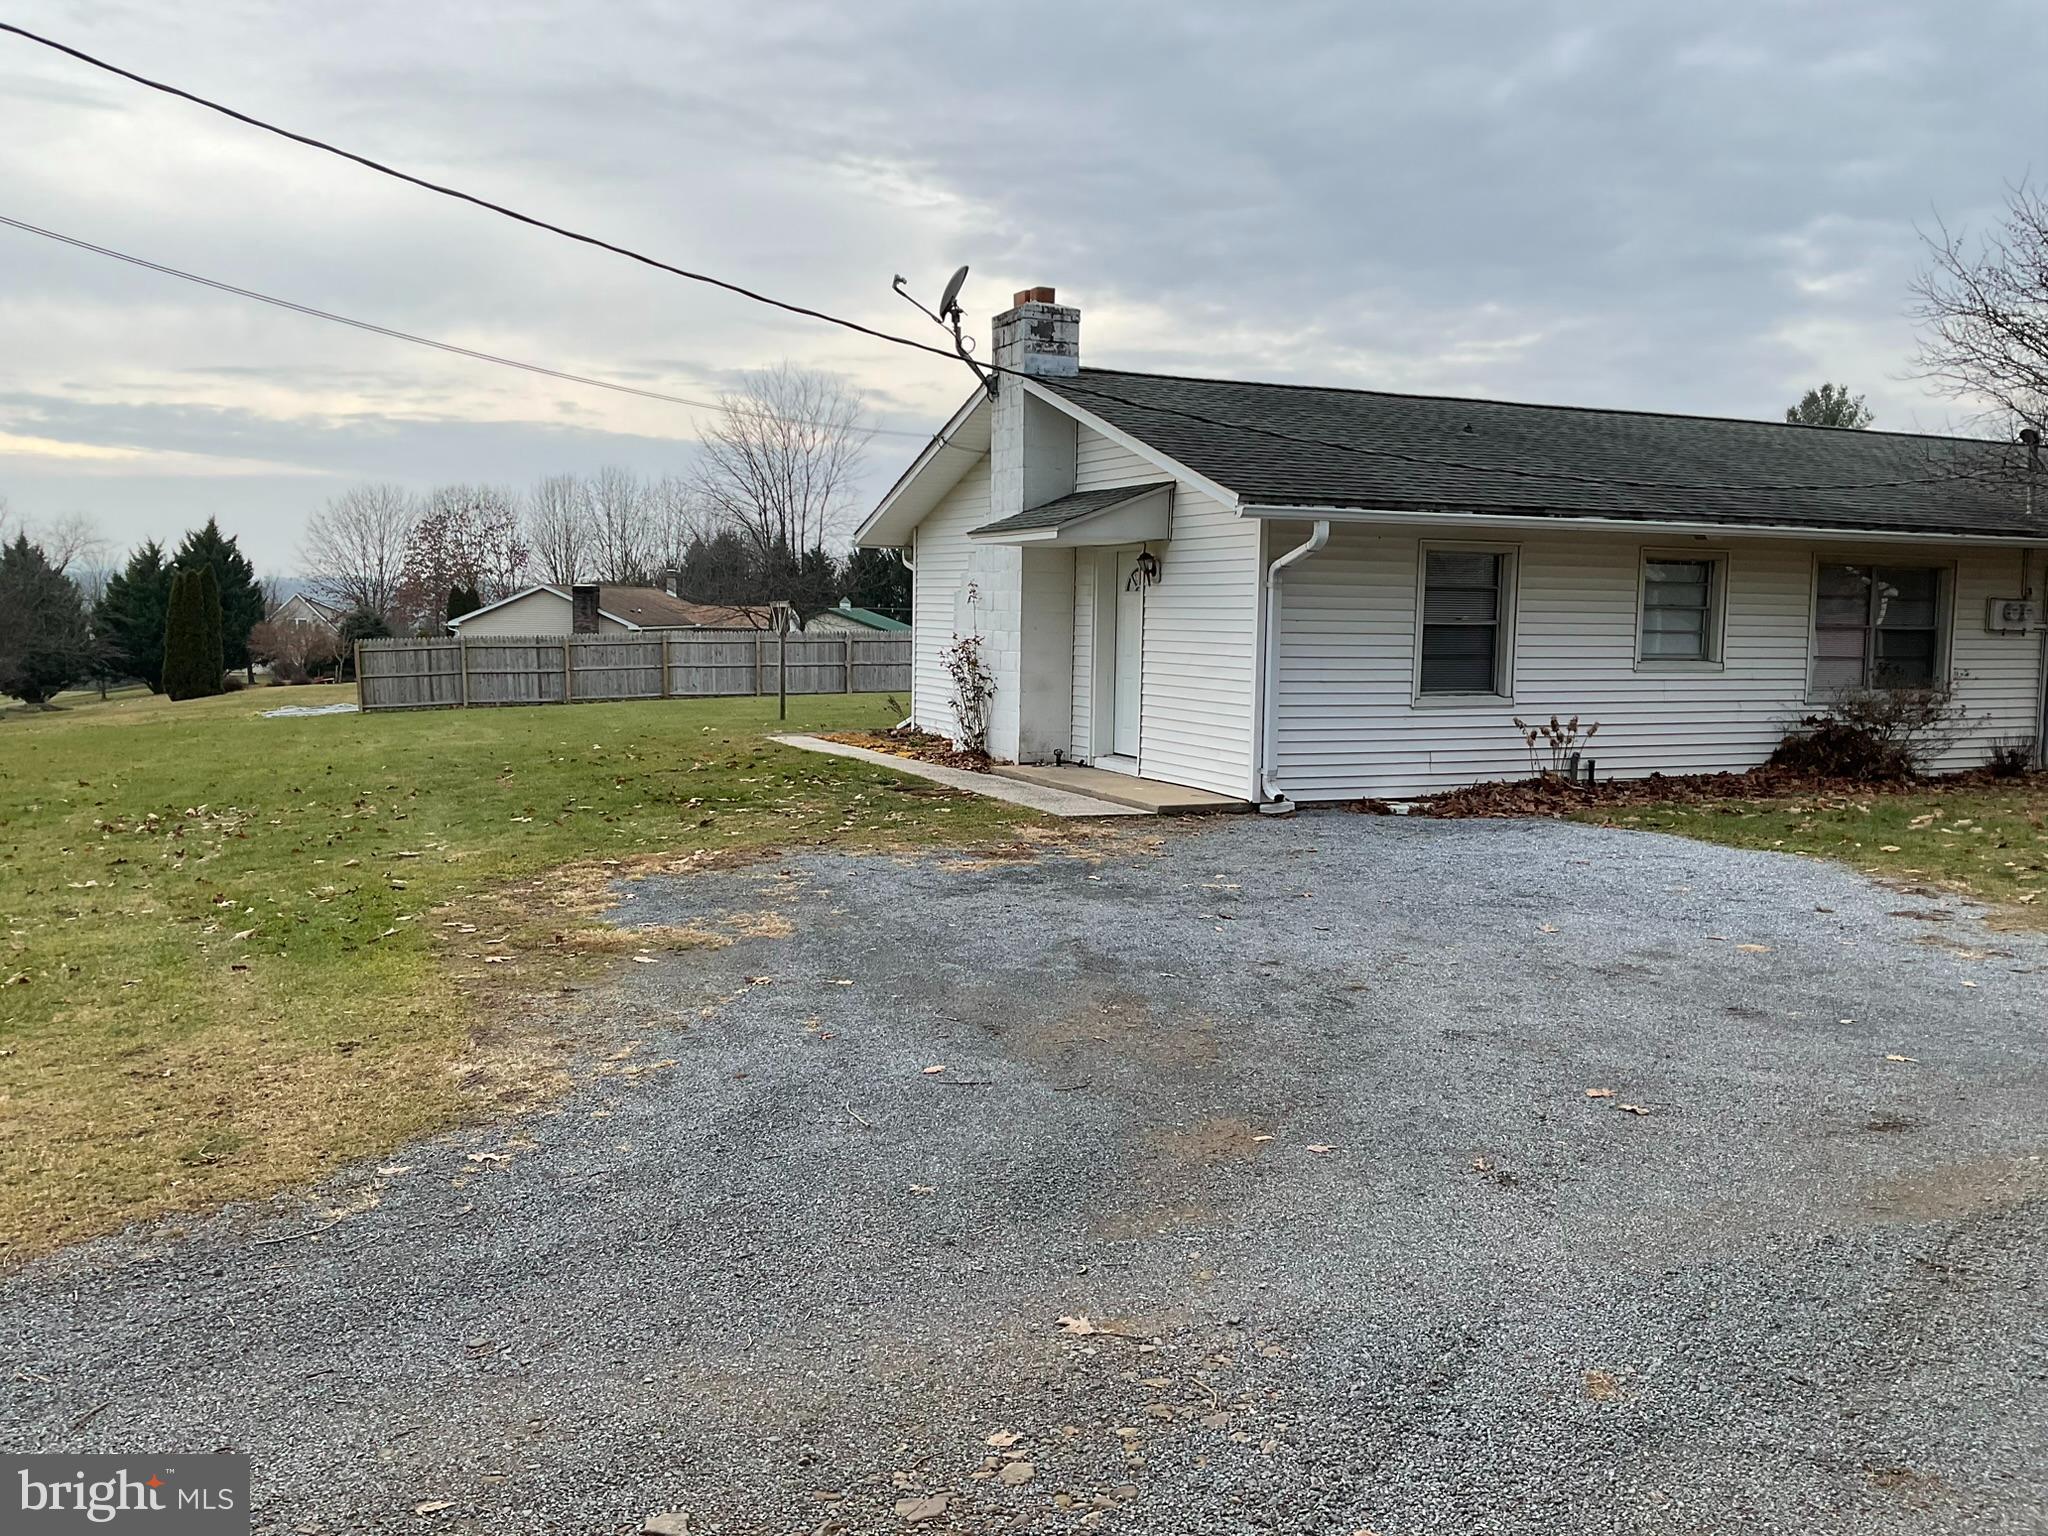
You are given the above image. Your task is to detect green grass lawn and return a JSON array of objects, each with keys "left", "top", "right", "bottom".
[
  {"left": 1587, "top": 781, "right": 2048, "bottom": 921},
  {"left": 0, "top": 686, "right": 1035, "bottom": 1259}
]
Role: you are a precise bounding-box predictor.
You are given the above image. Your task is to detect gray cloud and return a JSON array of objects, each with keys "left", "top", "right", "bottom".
[{"left": 1, "top": 0, "right": 2039, "bottom": 568}]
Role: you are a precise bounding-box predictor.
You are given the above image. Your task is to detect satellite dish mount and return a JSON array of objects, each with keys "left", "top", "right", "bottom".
[{"left": 892, "top": 265, "right": 995, "bottom": 399}]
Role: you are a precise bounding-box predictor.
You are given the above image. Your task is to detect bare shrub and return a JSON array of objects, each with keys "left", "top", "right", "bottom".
[
  {"left": 1985, "top": 736, "right": 2037, "bottom": 777},
  {"left": 942, "top": 634, "right": 995, "bottom": 756},
  {"left": 1769, "top": 687, "right": 1964, "bottom": 779},
  {"left": 1513, "top": 714, "right": 1599, "bottom": 777}
]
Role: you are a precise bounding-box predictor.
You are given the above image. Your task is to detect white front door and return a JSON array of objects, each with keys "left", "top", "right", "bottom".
[{"left": 1111, "top": 546, "right": 1143, "bottom": 758}]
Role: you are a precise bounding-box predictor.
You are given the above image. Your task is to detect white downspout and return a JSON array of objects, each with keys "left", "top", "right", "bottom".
[
  {"left": 898, "top": 536, "right": 917, "bottom": 731},
  {"left": 1258, "top": 519, "right": 1329, "bottom": 812}
]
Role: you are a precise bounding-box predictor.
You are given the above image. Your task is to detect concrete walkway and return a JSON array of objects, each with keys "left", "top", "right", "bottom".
[
  {"left": 990, "top": 760, "right": 1251, "bottom": 814},
  {"left": 770, "top": 734, "right": 1150, "bottom": 816}
]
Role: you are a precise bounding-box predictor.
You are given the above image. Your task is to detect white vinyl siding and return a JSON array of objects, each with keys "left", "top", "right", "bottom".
[
  {"left": 908, "top": 454, "right": 994, "bottom": 741},
  {"left": 1131, "top": 485, "right": 1261, "bottom": 797},
  {"left": 1273, "top": 523, "right": 2044, "bottom": 801},
  {"left": 1074, "top": 426, "right": 1156, "bottom": 491},
  {"left": 1071, "top": 552, "right": 1095, "bottom": 752}
]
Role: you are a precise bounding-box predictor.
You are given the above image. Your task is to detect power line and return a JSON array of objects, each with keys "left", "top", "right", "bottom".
[
  {"left": 0, "top": 212, "right": 966, "bottom": 445},
  {"left": 0, "top": 21, "right": 2002, "bottom": 500}
]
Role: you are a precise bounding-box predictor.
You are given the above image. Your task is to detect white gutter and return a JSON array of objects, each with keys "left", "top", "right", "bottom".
[
  {"left": 1240, "top": 503, "right": 2048, "bottom": 547},
  {"left": 1257, "top": 519, "right": 1329, "bottom": 811}
]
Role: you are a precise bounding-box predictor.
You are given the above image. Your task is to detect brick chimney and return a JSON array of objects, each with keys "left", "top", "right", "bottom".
[{"left": 570, "top": 583, "right": 601, "bottom": 634}]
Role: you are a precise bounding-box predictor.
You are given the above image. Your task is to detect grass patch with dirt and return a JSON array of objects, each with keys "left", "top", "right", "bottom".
[
  {"left": 1585, "top": 780, "right": 2048, "bottom": 921},
  {"left": 0, "top": 686, "right": 1035, "bottom": 1259}
]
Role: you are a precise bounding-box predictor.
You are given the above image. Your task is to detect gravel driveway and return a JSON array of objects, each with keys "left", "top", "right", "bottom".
[{"left": 5, "top": 814, "right": 2046, "bottom": 1535}]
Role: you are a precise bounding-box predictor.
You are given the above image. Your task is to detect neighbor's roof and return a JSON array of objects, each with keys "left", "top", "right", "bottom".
[
  {"left": 447, "top": 584, "right": 771, "bottom": 630},
  {"left": 1035, "top": 368, "right": 2040, "bottom": 539},
  {"left": 823, "top": 604, "right": 909, "bottom": 631},
  {"left": 970, "top": 481, "right": 1175, "bottom": 538}
]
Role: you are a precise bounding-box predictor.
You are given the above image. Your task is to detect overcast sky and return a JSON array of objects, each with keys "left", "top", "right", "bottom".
[{"left": 1, "top": 1, "right": 2040, "bottom": 572}]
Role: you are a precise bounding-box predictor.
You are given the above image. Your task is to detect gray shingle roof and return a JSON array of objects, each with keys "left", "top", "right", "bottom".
[
  {"left": 1039, "top": 369, "right": 2040, "bottom": 538},
  {"left": 969, "top": 480, "right": 1174, "bottom": 537}
]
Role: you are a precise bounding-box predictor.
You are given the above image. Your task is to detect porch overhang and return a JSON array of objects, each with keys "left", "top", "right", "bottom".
[{"left": 970, "top": 481, "right": 1174, "bottom": 545}]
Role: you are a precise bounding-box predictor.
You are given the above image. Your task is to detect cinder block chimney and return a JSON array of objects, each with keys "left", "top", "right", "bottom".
[
  {"left": 992, "top": 286, "right": 1080, "bottom": 378},
  {"left": 570, "top": 583, "right": 601, "bottom": 634}
]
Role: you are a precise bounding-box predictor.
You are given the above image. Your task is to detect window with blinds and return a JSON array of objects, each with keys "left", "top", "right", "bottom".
[
  {"left": 1813, "top": 563, "right": 1944, "bottom": 692},
  {"left": 1639, "top": 556, "right": 1721, "bottom": 663},
  {"left": 1419, "top": 549, "right": 1509, "bottom": 695}
]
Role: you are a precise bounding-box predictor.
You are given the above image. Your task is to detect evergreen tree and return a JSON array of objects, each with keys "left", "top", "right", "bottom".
[
  {"left": 0, "top": 535, "right": 93, "bottom": 705},
  {"left": 196, "top": 564, "right": 225, "bottom": 687},
  {"left": 93, "top": 540, "right": 174, "bottom": 690},
  {"left": 336, "top": 606, "right": 392, "bottom": 680},
  {"left": 446, "top": 583, "right": 482, "bottom": 622},
  {"left": 1785, "top": 383, "right": 1874, "bottom": 429},
  {"left": 173, "top": 516, "right": 264, "bottom": 672},
  {"left": 841, "top": 546, "right": 910, "bottom": 618},
  {"left": 161, "top": 567, "right": 225, "bottom": 700}
]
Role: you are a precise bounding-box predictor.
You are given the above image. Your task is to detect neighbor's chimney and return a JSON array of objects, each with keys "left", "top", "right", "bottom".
[
  {"left": 571, "top": 583, "right": 601, "bottom": 634},
  {"left": 992, "top": 286, "right": 1079, "bottom": 378}
]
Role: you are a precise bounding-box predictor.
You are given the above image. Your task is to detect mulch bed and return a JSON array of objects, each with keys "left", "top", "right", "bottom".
[
  {"left": 818, "top": 727, "right": 992, "bottom": 773},
  {"left": 1369, "top": 765, "right": 2041, "bottom": 820}
]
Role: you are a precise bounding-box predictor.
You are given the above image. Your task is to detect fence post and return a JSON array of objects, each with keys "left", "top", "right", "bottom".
[
  {"left": 353, "top": 641, "right": 364, "bottom": 707},
  {"left": 458, "top": 636, "right": 470, "bottom": 708},
  {"left": 563, "top": 636, "right": 574, "bottom": 704},
  {"left": 754, "top": 634, "right": 763, "bottom": 696},
  {"left": 844, "top": 634, "right": 854, "bottom": 693},
  {"left": 660, "top": 632, "right": 672, "bottom": 698}
]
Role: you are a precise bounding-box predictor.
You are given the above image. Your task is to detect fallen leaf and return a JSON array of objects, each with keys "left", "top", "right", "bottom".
[
  {"left": 231, "top": 928, "right": 257, "bottom": 942},
  {"left": 482, "top": 955, "right": 512, "bottom": 964},
  {"left": 415, "top": 1502, "right": 454, "bottom": 1516},
  {"left": 1735, "top": 943, "right": 1772, "bottom": 953},
  {"left": 909, "top": 1184, "right": 935, "bottom": 1195},
  {"left": 985, "top": 1430, "right": 1022, "bottom": 1448},
  {"left": 1884, "top": 1053, "right": 1919, "bottom": 1063},
  {"left": 1056, "top": 1315, "right": 1100, "bottom": 1336},
  {"left": 746, "top": 975, "right": 773, "bottom": 985},
  {"left": 1305, "top": 1144, "right": 1334, "bottom": 1155},
  {"left": 1585, "top": 1087, "right": 1616, "bottom": 1099},
  {"left": 1584, "top": 1369, "right": 1626, "bottom": 1402},
  {"left": 631, "top": 954, "right": 658, "bottom": 964},
  {"left": 1878, "top": 844, "right": 1902, "bottom": 853},
  {"left": 1537, "top": 921, "right": 1558, "bottom": 933},
  {"left": 921, "top": 1064, "right": 947, "bottom": 1075},
  {"left": 642, "top": 1515, "right": 691, "bottom": 1536},
  {"left": 893, "top": 1494, "right": 949, "bottom": 1522},
  {"left": 1616, "top": 1103, "right": 1651, "bottom": 1116}
]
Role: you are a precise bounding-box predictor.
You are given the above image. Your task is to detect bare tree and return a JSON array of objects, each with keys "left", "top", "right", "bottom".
[
  {"left": 586, "top": 465, "right": 655, "bottom": 584},
  {"left": 300, "top": 484, "right": 417, "bottom": 620},
  {"left": 692, "top": 363, "right": 872, "bottom": 558},
  {"left": 1911, "top": 183, "right": 2048, "bottom": 432},
  {"left": 524, "top": 474, "right": 591, "bottom": 586},
  {"left": 647, "top": 474, "right": 700, "bottom": 585},
  {"left": 391, "top": 483, "right": 529, "bottom": 628}
]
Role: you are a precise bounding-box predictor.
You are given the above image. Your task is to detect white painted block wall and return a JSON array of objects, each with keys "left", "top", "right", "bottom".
[{"left": 1272, "top": 522, "right": 2045, "bottom": 801}]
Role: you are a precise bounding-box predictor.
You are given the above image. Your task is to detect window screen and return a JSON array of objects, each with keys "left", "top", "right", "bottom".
[
  {"left": 1640, "top": 558, "right": 1717, "bottom": 661},
  {"left": 1420, "top": 550, "right": 1504, "bottom": 694},
  {"left": 1814, "top": 564, "right": 1942, "bottom": 691}
]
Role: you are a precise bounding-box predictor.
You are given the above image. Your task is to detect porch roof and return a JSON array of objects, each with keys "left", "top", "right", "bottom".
[{"left": 969, "top": 481, "right": 1175, "bottom": 539}]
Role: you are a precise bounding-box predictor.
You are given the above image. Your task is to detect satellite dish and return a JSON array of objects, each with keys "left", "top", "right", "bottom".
[{"left": 937, "top": 264, "right": 970, "bottom": 320}]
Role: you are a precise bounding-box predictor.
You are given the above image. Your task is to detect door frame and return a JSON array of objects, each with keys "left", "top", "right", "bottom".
[{"left": 1091, "top": 545, "right": 1142, "bottom": 768}]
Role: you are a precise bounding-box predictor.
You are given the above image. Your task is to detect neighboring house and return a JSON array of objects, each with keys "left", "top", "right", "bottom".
[
  {"left": 446, "top": 585, "right": 771, "bottom": 635},
  {"left": 805, "top": 600, "right": 910, "bottom": 634},
  {"left": 857, "top": 286, "right": 2048, "bottom": 805},
  {"left": 269, "top": 592, "right": 344, "bottom": 633}
]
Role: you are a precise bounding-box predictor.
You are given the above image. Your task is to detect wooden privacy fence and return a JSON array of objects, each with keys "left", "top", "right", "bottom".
[{"left": 356, "top": 629, "right": 911, "bottom": 711}]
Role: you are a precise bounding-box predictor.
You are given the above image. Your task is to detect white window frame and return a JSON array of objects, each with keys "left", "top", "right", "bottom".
[
  {"left": 1634, "top": 547, "right": 1729, "bottom": 672},
  {"left": 1805, "top": 555, "right": 1955, "bottom": 699},
  {"left": 1412, "top": 541, "right": 1519, "bottom": 704}
]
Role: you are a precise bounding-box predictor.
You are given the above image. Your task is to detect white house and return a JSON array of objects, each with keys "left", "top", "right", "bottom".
[
  {"left": 447, "top": 584, "right": 768, "bottom": 636},
  {"left": 856, "top": 287, "right": 2048, "bottom": 805}
]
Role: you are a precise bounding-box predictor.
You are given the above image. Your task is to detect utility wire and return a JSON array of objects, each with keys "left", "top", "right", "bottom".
[
  {"left": 0, "top": 211, "right": 964, "bottom": 444},
  {"left": 1, "top": 21, "right": 2005, "bottom": 499}
]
